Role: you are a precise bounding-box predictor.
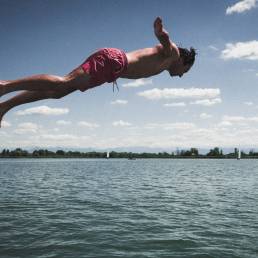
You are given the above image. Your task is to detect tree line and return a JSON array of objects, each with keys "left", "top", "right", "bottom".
[{"left": 1, "top": 147, "right": 258, "bottom": 158}]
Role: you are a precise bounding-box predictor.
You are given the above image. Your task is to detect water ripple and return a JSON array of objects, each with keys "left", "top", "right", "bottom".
[{"left": 0, "top": 158, "right": 258, "bottom": 258}]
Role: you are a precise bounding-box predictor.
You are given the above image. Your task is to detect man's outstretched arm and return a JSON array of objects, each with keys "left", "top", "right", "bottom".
[{"left": 154, "top": 17, "right": 179, "bottom": 58}]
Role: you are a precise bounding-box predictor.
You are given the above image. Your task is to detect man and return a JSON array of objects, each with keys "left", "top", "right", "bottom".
[{"left": 0, "top": 17, "right": 196, "bottom": 127}]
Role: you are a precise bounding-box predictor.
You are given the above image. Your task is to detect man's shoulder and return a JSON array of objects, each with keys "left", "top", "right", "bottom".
[
  {"left": 171, "top": 43, "right": 180, "bottom": 59},
  {"left": 156, "top": 43, "right": 179, "bottom": 60}
]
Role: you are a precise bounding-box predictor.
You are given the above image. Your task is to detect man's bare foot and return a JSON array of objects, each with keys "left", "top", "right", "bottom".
[
  {"left": 0, "top": 80, "right": 7, "bottom": 98},
  {"left": 0, "top": 103, "right": 8, "bottom": 128}
]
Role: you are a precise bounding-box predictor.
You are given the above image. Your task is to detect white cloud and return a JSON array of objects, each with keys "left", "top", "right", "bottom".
[
  {"left": 16, "top": 105, "right": 69, "bottom": 116},
  {"left": 122, "top": 79, "right": 152, "bottom": 88},
  {"left": 221, "top": 41, "right": 258, "bottom": 60},
  {"left": 138, "top": 88, "right": 221, "bottom": 100},
  {"left": 0, "top": 131, "right": 7, "bottom": 136},
  {"left": 14, "top": 122, "right": 39, "bottom": 134},
  {"left": 112, "top": 120, "right": 132, "bottom": 127},
  {"left": 5, "top": 120, "right": 258, "bottom": 149},
  {"left": 144, "top": 122, "right": 196, "bottom": 130},
  {"left": 18, "top": 122, "right": 38, "bottom": 129},
  {"left": 248, "top": 117, "right": 258, "bottom": 122},
  {"left": 190, "top": 98, "right": 222, "bottom": 106},
  {"left": 1, "top": 121, "right": 11, "bottom": 128},
  {"left": 163, "top": 123, "right": 196, "bottom": 130},
  {"left": 200, "top": 113, "right": 212, "bottom": 119},
  {"left": 243, "top": 101, "right": 254, "bottom": 106},
  {"left": 223, "top": 115, "right": 258, "bottom": 123},
  {"left": 243, "top": 68, "right": 255, "bottom": 72},
  {"left": 41, "top": 134, "right": 78, "bottom": 141},
  {"left": 110, "top": 99, "right": 128, "bottom": 105},
  {"left": 208, "top": 45, "right": 219, "bottom": 51},
  {"left": 226, "top": 0, "right": 257, "bottom": 15},
  {"left": 218, "top": 121, "right": 233, "bottom": 127},
  {"left": 78, "top": 121, "right": 100, "bottom": 128},
  {"left": 164, "top": 102, "right": 186, "bottom": 107},
  {"left": 223, "top": 115, "right": 246, "bottom": 122},
  {"left": 56, "top": 120, "right": 71, "bottom": 125}
]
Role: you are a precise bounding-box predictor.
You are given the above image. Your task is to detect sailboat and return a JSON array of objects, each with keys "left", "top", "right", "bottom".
[
  {"left": 106, "top": 151, "right": 110, "bottom": 159},
  {"left": 237, "top": 148, "right": 241, "bottom": 160}
]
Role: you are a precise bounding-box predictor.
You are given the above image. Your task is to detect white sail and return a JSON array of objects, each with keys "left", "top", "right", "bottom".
[
  {"left": 106, "top": 151, "right": 109, "bottom": 159},
  {"left": 238, "top": 149, "right": 241, "bottom": 160}
]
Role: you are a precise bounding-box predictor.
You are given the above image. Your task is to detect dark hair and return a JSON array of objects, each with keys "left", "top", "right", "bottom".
[{"left": 178, "top": 47, "right": 196, "bottom": 66}]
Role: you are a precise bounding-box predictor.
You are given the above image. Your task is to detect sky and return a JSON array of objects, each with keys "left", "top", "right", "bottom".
[{"left": 1, "top": 0, "right": 258, "bottom": 151}]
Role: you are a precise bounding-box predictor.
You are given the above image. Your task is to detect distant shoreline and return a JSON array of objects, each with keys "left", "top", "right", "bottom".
[
  {"left": 1, "top": 157, "right": 258, "bottom": 159},
  {"left": 1, "top": 147, "right": 258, "bottom": 159}
]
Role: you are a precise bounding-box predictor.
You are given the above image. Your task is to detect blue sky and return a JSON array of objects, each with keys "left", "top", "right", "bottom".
[{"left": 1, "top": 0, "right": 258, "bottom": 151}]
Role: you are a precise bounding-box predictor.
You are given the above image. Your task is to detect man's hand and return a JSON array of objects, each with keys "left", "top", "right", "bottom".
[
  {"left": 154, "top": 17, "right": 167, "bottom": 38},
  {"left": 154, "top": 17, "right": 172, "bottom": 56}
]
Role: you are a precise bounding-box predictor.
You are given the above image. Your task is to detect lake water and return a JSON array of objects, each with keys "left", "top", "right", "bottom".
[{"left": 0, "top": 158, "right": 258, "bottom": 258}]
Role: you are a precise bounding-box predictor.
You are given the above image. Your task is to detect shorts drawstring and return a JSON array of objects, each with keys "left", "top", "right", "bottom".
[{"left": 112, "top": 80, "right": 119, "bottom": 92}]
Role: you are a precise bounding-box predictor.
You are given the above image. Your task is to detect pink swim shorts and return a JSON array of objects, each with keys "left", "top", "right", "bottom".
[{"left": 81, "top": 48, "right": 128, "bottom": 88}]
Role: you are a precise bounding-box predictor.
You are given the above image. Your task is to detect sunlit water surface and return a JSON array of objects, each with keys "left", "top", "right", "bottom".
[{"left": 0, "top": 159, "right": 258, "bottom": 258}]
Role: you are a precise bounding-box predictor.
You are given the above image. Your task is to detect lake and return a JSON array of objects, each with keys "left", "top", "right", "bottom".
[{"left": 0, "top": 159, "right": 258, "bottom": 258}]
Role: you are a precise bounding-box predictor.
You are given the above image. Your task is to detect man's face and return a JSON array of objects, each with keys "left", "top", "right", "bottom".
[{"left": 169, "top": 59, "right": 191, "bottom": 78}]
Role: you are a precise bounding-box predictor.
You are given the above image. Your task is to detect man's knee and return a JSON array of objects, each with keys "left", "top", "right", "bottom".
[{"left": 65, "top": 67, "right": 91, "bottom": 91}]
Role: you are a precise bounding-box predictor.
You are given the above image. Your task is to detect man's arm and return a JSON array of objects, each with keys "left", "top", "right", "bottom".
[{"left": 154, "top": 17, "right": 179, "bottom": 58}]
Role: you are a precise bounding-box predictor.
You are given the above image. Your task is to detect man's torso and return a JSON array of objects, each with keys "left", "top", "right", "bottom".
[{"left": 121, "top": 45, "right": 173, "bottom": 79}]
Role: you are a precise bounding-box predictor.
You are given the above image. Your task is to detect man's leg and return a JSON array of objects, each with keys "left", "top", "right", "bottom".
[
  {"left": 0, "top": 67, "right": 91, "bottom": 97},
  {"left": 0, "top": 87, "right": 76, "bottom": 128}
]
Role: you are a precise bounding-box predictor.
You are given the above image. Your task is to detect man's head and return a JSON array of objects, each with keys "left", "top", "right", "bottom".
[{"left": 169, "top": 47, "right": 196, "bottom": 78}]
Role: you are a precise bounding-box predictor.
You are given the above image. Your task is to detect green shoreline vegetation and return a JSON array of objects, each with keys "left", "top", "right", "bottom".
[{"left": 1, "top": 147, "right": 258, "bottom": 159}]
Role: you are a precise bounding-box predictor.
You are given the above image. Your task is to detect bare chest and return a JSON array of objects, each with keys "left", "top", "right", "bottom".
[{"left": 121, "top": 47, "right": 170, "bottom": 79}]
